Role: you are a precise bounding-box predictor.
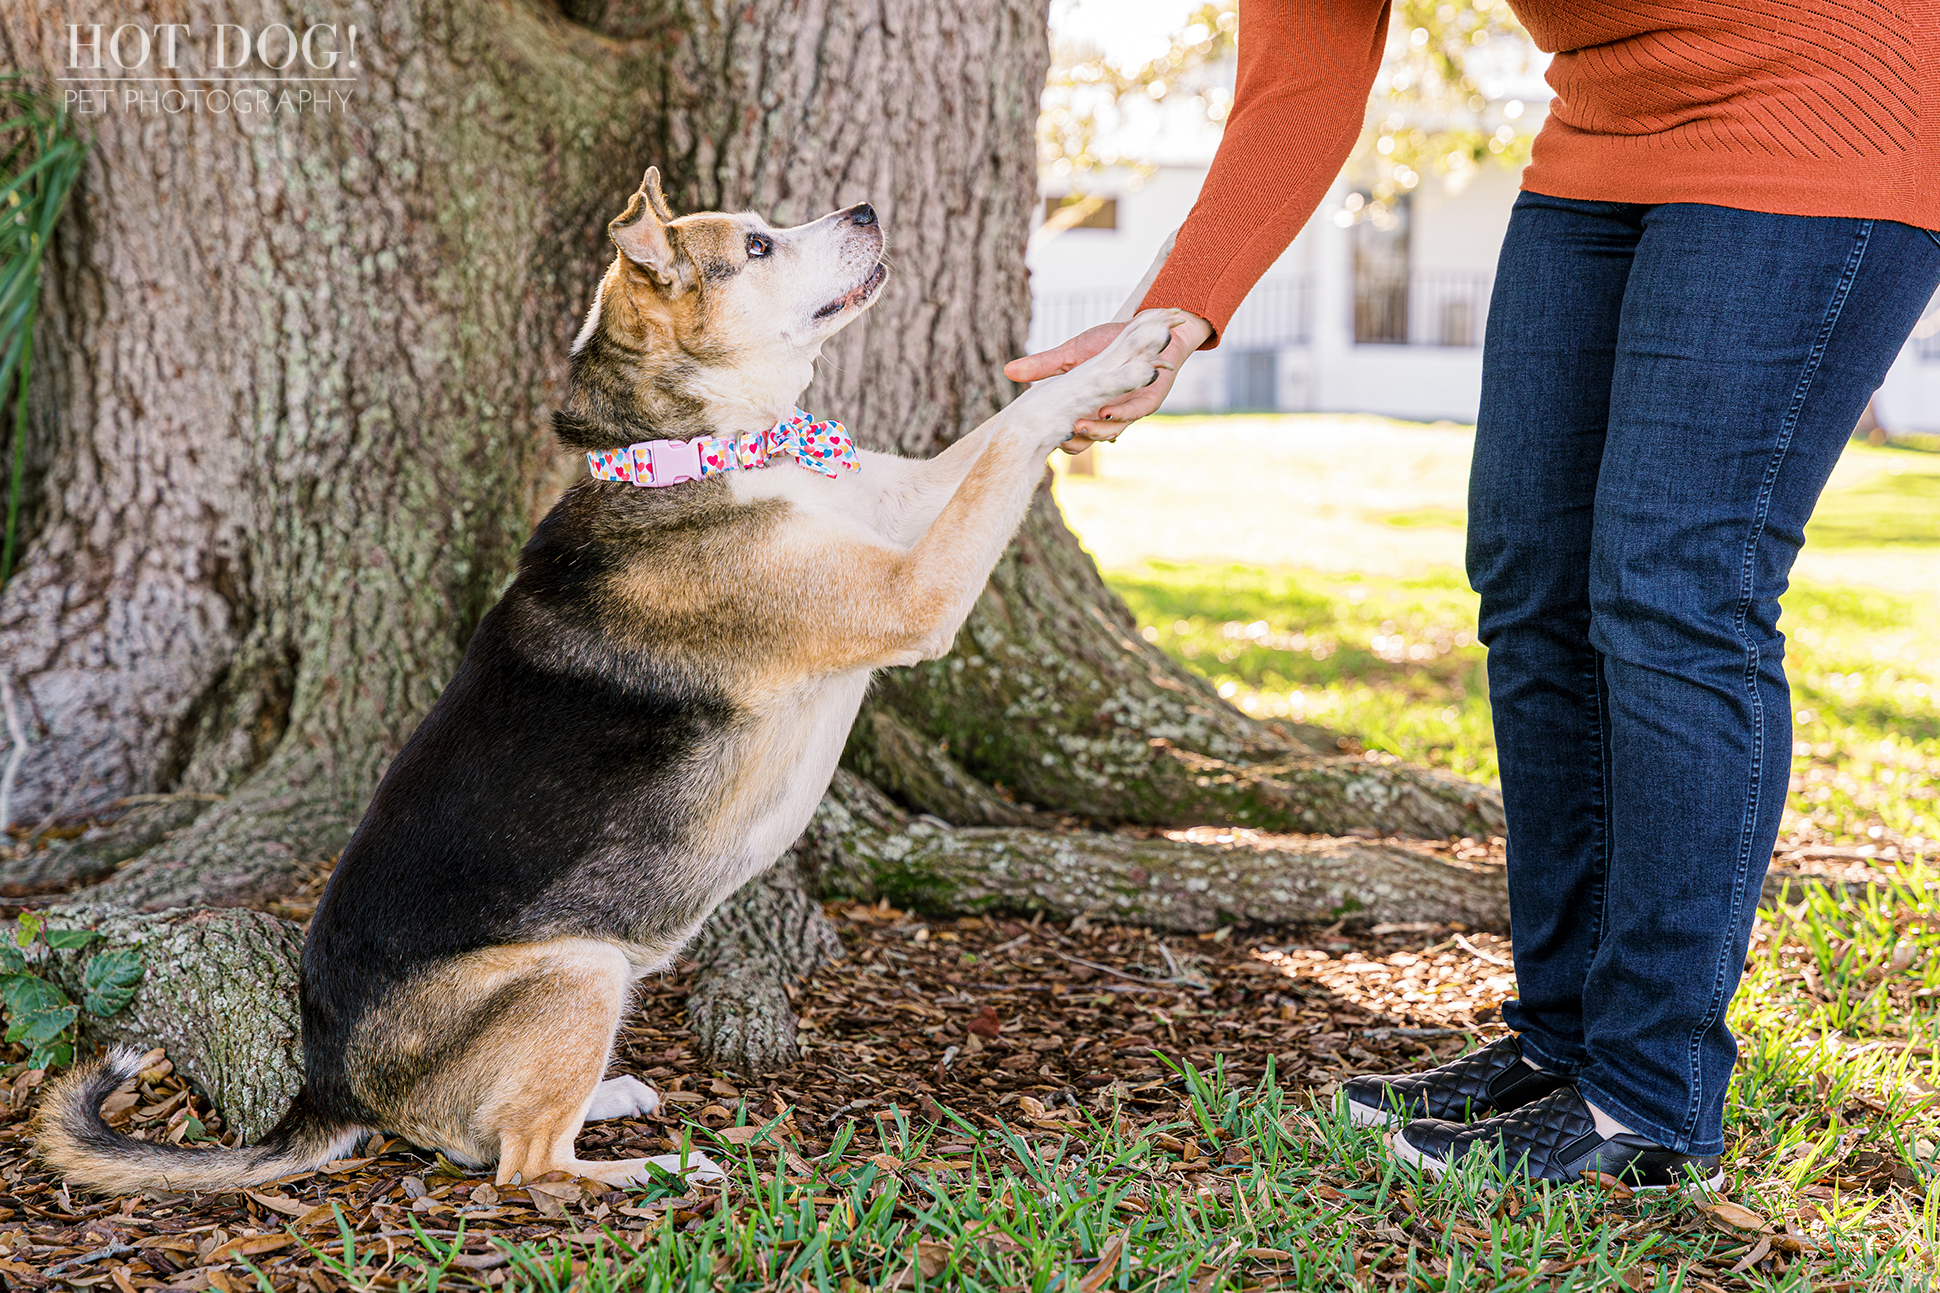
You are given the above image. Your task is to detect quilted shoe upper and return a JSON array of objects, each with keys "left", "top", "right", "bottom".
[
  {"left": 1395, "top": 1086, "right": 1724, "bottom": 1190},
  {"left": 1344, "top": 1035, "right": 1569, "bottom": 1127}
]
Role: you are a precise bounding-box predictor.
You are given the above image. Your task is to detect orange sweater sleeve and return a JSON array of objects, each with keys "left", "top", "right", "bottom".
[{"left": 1140, "top": 0, "right": 1392, "bottom": 347}]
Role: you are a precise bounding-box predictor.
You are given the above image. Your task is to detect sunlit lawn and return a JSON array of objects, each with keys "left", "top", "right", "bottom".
[
  {"left": 1051, "top": 416, "right": 1940, "bottom": 1285},
  {"left": 1057, "top": 422, "right": 1940, "bottom": 854}
]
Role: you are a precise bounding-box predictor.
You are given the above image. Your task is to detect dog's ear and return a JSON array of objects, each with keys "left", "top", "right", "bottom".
[
  {"left": 640, "top": 166, "right": 676, "bottom": 224},
  {"left": 609, "top": 167, "right": 690, "bottom": 293}
]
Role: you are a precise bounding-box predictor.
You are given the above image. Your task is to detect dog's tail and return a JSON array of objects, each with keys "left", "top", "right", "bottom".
[{"left": 32, "top": 1047, "right": 366, "bottom": 1195}]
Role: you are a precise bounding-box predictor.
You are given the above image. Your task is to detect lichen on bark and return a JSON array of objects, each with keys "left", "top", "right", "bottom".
[{"left": 861, "top": 489, "right": 1505, "bottom": 840}]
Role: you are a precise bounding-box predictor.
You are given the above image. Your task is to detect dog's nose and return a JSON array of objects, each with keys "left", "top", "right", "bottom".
[{"left": 847, "top": 203, "right": 876, "bottom": 227}]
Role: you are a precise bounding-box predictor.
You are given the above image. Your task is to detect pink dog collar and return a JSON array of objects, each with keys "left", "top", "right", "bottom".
[{"left": 586, "top": 408, "right": 858, "bottom": 487}]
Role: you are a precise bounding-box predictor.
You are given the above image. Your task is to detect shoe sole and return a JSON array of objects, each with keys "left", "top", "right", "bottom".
[
  {"left": 1388, "top": 1130, "right": 1727, "bottom": 1194},
  {"left": 1345, "top": 1098, "right": 1398, "bottom": 1130}
]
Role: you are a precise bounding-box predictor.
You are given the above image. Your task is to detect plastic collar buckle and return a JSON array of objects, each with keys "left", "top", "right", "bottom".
[{"left": 638, "top": 437, "right": 705, "bottom": 486}]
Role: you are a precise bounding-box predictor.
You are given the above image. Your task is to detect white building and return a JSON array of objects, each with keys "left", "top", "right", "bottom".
[{"left": 1028, "top": 163, "right": 1940, "bottom": 431}]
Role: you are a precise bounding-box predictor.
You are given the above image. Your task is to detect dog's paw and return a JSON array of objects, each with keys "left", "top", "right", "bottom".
[
  {"left": 585, "top": 1075, "right": 661, "bottom": 1120},
  {"left": 1041, "top": 307, "right": 1188, "bottom": 413}
]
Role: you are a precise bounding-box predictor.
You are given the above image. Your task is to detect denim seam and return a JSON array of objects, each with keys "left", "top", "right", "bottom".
[
  {"left": 1515, "top": 1033, "right": 1584, "bottom": 1079},
  {"left": 1588, "top": 649, "right": 1609, "bottom": 969},
  {"left": 1678, "top": 219, "right": 1873, "bottom": 1150}
]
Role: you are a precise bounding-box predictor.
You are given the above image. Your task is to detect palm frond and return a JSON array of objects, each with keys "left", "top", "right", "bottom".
[{"left": 0, "top": 72, "right": 89, "bottom": 585}]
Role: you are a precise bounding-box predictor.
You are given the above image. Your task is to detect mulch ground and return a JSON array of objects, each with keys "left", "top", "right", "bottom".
[
  {"left": 0, "top": 890, "right": 1520, "bottom": 1290},
  {"left": 0, "top": 822, "right": 1917, "bottom": 1289}
]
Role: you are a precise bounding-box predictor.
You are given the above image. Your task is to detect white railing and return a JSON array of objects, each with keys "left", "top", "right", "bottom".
[
  {"left": 1354, "top": 269, "right": 1493, "bottom": 347},
  {"left": 1027, "top": 276, "right": 1314, "bottom": 354}
]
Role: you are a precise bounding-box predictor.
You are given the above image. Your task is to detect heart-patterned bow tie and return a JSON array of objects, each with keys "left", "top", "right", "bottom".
[{"left": 586, "top": 408, "right": 860, "bottom": 488}]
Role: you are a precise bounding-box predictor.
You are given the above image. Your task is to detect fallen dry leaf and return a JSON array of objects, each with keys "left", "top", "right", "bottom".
[
  {"left": 1581, "top": 1170, "right": 1635, "bottom": 1199},
  {"left": 1729, "top": 1236, "right": 1774, "bottom": 1274},
  {"left": 207, "top": 1233, "right": 299, "bottom": 1261},
  {"left": 886, "top": 1237, "right": 954, "bottom": 1288},
  {"left": 245, "top": 1190, "right": 312, "bottom": 1218},
  {"left": 967, "top": 1005, "right": 1003, "bottom": 1038},
  {"left": 1075, "top": 1231, "right": 1127, "bottom": 1293},
  {"left": 1702, "top": 1200, "right": 1771, "bottom": 1233}
]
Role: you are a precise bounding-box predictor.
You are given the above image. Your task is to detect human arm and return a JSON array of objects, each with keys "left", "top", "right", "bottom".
[{"left": 1007, "top": 0, "right": 1394, "bottom": 444}]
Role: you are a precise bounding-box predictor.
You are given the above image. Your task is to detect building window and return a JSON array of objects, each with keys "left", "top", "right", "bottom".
[
  {"left": 1227, "top": 351, "right": 1278, "bottom": 412},
  {"left": 1352, "top": 193, "right": 1411, "bottom": 344},
  {"left": 1042, "top": 195, "right": 1118, "bottom": 230}
]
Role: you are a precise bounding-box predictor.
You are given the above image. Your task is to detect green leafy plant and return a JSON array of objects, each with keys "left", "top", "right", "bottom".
[
  {"left": 0, "top": 910, "right": 142, "bottom": 1070},
  {"left": 2, "top": 72, "right": 89, "bottom": 585}
]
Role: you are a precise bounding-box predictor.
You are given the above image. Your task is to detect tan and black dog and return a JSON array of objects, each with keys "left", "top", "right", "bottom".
[{"left": 36, "top": 168, "right": 1185, "bottom": 1193}]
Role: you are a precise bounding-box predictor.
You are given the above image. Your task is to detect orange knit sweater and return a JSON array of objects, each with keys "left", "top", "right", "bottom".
[{"left": 1142, "top": 0, "right": 1940, "bottom": 344}]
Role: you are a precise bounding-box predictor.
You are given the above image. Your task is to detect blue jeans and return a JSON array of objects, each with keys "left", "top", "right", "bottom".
[{"left": 1469, "top": 196, "right": 1940, "bottom": 1155}]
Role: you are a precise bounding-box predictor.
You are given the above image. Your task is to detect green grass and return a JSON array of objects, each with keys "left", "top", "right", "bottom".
[
  {"left": 1801, "top": 452, "right": 1940, "bottom": 549},
  {"left": 251, "top": 1052, "right": 1939, "bottom": 1290},
  {"left": 299, "top": 578, "right": 1940, "bottom": 1286},
  {"left": 1103, "top": 561, "right": 1940, "bottom": 850},
  {"left": 1111, "top": 563, "right": 1499, "bottom": 784}
]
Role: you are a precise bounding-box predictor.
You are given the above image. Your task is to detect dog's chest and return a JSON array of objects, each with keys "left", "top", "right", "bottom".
[{"left": 692, "top": 667, "right": 874, "bottom": 891}]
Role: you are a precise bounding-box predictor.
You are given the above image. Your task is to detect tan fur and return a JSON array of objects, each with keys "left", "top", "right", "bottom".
[{"left": 355, "top": 940, "right": 658, "bottom": 1185}]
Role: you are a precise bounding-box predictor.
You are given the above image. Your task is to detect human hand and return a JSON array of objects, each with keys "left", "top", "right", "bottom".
[{"left": 1004, "top": 312, "right": 1214, "bottom": 452}]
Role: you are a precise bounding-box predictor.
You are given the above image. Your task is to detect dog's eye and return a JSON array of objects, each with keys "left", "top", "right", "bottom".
[{"left": 746, "top": 233, "right": 773, "bottom": 258}]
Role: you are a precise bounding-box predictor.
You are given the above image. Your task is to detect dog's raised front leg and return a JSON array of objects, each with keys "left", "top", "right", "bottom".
[
  {"left": 885, "top": 308, "right": 1189, "bottom": 659},
  {"left": 730, "top": 311, "right": 1185, "bottom": 673},
  {"left": 864, "top": 308, "right": 1191, "bottom": 546}
]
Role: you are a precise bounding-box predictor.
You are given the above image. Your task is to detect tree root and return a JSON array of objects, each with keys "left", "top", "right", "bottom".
[
  {"left": 0, "top": 796, "right": 218, "bottom": 897},
  {"left": 804, "top": 771, "right": 1511, "bottom": 932},
  {"left": 27, "top": 904, "right": 306, "bottom": 1141},
  {"left": 843, "top": 707, "right": 1048, "bottom": 827},
  {"left": 867, "top": 491, "right": 1505, "bottom": 840},
  {"left": 63, "top": 770, "right": 357, "bottom": 913},
  {"left": 682, "top": 851, "right": 843, "bottom": 1073}
]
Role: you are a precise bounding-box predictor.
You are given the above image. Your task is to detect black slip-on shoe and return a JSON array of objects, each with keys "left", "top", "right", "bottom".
[
  {"left": 1390, "top": 1086, "right": 1726, "bottom": 1192},
  {"left": 1344, "top": 1035, "right": 1570, "bottom": 1129}
]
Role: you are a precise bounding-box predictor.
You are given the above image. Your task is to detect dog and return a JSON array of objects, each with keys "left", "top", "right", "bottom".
[{"left": 35, "top": 167, "right": 1186, "bottom": 1193}]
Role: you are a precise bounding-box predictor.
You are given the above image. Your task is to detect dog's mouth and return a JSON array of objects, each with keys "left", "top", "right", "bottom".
[{"left": 812, "top": 261, "right": 887, "bottom": 320}]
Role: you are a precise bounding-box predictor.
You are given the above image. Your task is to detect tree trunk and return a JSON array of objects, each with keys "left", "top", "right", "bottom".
[
  {"left": 1, "top": 0, "right": 1507, "bottom": 1094},
  {"left": 1, "top": 0, "right": 668, "bottom": 908}
]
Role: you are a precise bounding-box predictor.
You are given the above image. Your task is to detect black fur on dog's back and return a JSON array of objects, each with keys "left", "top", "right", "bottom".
[
  {"left": 41, "top": 480, "right": 772, "bottom": 1193},
  {"left": 300, "top": 481, "right": 759, "bottom": 1122}
]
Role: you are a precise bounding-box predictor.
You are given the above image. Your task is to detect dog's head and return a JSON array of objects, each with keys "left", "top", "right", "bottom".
[{"left": 556, "top": 167, "right": 886, "bottom": 450}]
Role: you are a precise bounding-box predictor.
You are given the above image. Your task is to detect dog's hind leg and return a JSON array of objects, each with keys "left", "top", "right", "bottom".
[{"left": 439, "top": 940, "right": 665, "bottom": 1188}]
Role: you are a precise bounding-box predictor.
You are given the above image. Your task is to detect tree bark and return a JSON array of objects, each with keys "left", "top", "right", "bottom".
[
  {"left": 807, "top": 770, "right": 1510, "bottom": 930},
  {"left": 1, "top": 0, "right": 1509, "bottom": 1087},
  {"left": 862, "top": 489, "right": 1504, "bottom": 839},
  {"left": 2, "top": 0, "right": 671, "bottom": 907},
  {"left": 27, "top": 905, "right": 305, "bottom": 1142}
]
